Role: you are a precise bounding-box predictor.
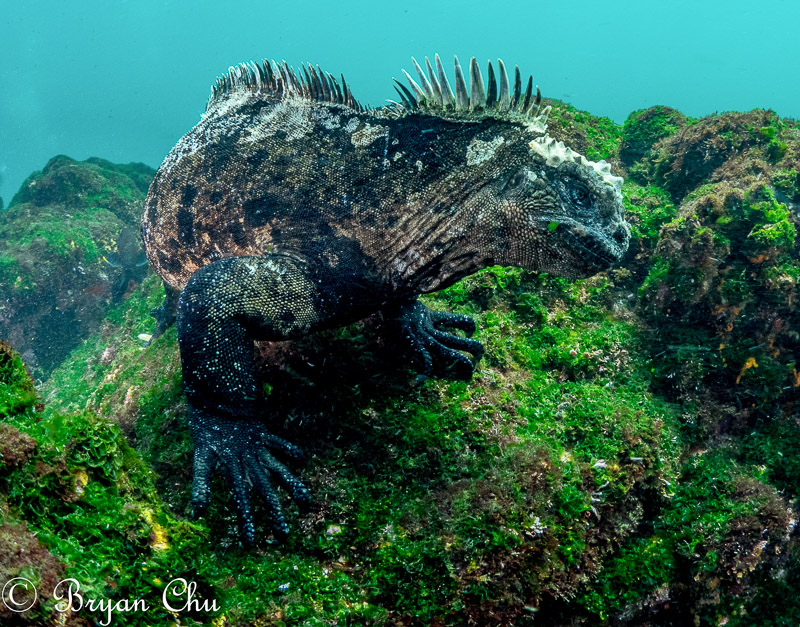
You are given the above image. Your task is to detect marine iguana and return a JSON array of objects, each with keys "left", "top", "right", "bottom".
[{"left": 142, "top": 54, "right": 630, "bottom": 545}]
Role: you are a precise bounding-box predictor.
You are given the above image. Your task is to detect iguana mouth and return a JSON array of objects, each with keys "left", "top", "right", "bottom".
[{"left": 562, "top": 230, "right": 619, "bottom": 269}]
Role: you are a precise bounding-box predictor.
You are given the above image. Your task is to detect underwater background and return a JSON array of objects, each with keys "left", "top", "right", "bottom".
[
  {"left": 2, "top": 0, "right": 800, "bottom": 205},
  {"left": 2, "top": 1, "right": 800, "bottom": 626}
]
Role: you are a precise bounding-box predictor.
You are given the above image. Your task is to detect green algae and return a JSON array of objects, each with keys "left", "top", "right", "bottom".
[
  {"left": 5, "top": 104, "right": 800, "bottom": 624},
  {"left": 638, "top": 180, "right": 800, "bottom": 420},
  {"left": 752, "top": 113, "right": 790, "bottom": 163},
  {"left": 0, "top": 156, "right": 155, "bottom": 377},
  {"left": 546, "top": 101, "right": 623, "bottom": 162},
  {"left": 634, "top": 110, "right": 788, "bottom": 200},
  {"left": 9, "top": 155, "right": 153, "bottom": 223},
  {"left": 577, "top": 449, "right": 793, "bottom": 625},
  {"left": 772, "top": 167, "right": 800, "bottom": 200},
  {"left": 621, "top": 182, "right": 678, "bottom": 288},
  {"left": 622, "top": 182, "right": 676, "bottom": 246},
  {"left": 10, "top": 205, "right": 116, "bottom": 263},
  {"left": 620, "top": 106, "right": 690, "bottom": 174},
  {"left": 33, "top": 264, "right": 688, "bottom": 625},
  {"left": 34, "top": 232, "right": 798, "bottom": 626},
  {"left": 0, "top": 255, "right": 24, "bottom": 290},
  {"left": 0, "top": 341, "right": 39, "bottom": 418}
]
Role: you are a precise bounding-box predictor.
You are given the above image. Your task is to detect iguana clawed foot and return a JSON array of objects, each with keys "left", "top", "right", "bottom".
[
  {"left": 384, "top": 300, "right": 484, "bottom": 382},
  {"left": 188, "top": 407, "right": 310, "bottom": 546}
]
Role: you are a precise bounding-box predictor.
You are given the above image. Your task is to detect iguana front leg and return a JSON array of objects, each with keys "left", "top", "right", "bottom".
[
  {"left": 187, "top": 406, "right": 309, "bottom": 543},
  {"left": 177, "top": 254, "right": 330, "bottom": 544},
  {"left": 383, "top": 300, "right": 484, "bottom": 382}
]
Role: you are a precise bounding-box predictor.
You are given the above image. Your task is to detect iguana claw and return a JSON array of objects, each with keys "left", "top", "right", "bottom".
[
  {"left": 384, "top": 300, "right": 484, "bottom": 381},
  {"left": 188, "top": 407, "right": 310, "bottom": 546}
]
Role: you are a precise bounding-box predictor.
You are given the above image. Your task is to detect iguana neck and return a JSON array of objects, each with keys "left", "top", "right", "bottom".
[{"left": 376, "top": 190, "right": 507, "bottom": 296}]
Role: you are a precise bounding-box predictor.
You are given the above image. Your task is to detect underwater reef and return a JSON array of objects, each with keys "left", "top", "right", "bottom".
[
  {"left": 1, "top": 101, "right": 799, "bottom": 626},
  {"left": 0, "top": 156, "right": 153, "bottom": 377}
]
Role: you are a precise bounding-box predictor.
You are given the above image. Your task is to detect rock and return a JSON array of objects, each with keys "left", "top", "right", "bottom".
[
  {"left": 620, "top": 105, "right": 689, "bottom": 173},
  {"left": 0, "top": 156, "right": 155, "bottom": 376},
  {"left": 6, "top": 104, "right": 800, "bottom": 624}
]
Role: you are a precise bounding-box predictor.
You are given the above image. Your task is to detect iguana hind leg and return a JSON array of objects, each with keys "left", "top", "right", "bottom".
[{"left": 177, "top": 254, "right": 324, "bottom": 544}]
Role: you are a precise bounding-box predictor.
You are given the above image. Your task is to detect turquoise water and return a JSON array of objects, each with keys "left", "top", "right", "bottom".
[{"left": 1, "top": 0, "right": 797, "bottom": 204}]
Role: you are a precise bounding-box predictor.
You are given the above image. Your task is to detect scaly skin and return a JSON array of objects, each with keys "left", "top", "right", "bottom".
[{"left": 142, "top": 54, "right": 630, "bottom": 545}]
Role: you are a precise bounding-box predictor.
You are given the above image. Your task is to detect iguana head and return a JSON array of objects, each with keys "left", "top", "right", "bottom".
[
  {"left": 492, "top": 134, "right": 629, "bottom": 278},
  {"left": 395, "top": 55, "right": 630, "bottom": 279}
]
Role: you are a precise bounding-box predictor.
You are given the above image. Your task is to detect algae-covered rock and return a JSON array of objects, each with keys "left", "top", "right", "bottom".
[
  {"left": 3, "top": 104, "right": 800, "bottom": 625},
  {"left": 620, "top": 106, "right": 690, "bottom": 174},
  {"left": 40, "top": 268, "right": 797, "bottom": 624},
  {"left": 1, "top": 334, "right": 214, "bottom": 626},
  {"left": 0, "top": 156, "right": 154, "bottom": 376},
  {"left": 639, "top": 151, "right": 800, "bottom": 425},
  {"left": 9, "top": 155, "right": 153, "bottom": 222},
  {"left": 42, "top": 267, "right": 689, "bottom": 625},
  {"left": 546, "top": 100, "right": 624, "bottom": 164},
  {"left": 0, "top": 423, "right": 37, "bottom": 469},
  {"left": 0, "top": 518, "right": 66, "bottom": 624},
  {"left": 0, "top": 339, "right": 40, "bottom": 417},
  {"left": 627, "top": 109, "right": 800, "bottom": 624},
  {"left": 639, "top": 110, "right": 794, "bottom": 200}
]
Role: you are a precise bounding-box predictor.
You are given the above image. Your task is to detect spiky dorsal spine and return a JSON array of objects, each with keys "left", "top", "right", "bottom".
[
  {"left": 206, "top": 53, "right": 547, "bottom": 127},
  {"left": 394, "top": 54, "right": 546, "bottom": 123},
  {"left": 393, "top": 54, "right": 623, "bottom": 195},
  {"left": 206, "top": 59, "right": 367, "bottom": 113}
]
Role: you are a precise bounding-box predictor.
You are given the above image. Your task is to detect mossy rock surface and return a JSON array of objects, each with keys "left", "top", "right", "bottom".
[
  {"left": 619, "top": 106, "right": 689, "bottom": 172},
  {"left": 0, "top": 156, "right": 154, "bottom": 376},
  {"left": 639, "top": 168, "right": 800, "bottom": 426},
  {"left": 9, "top": 155, "right": 153, "bottom": 221},
  {"left": 39, "top": 268, "right": 690, "bottom": 625},
  {"left": 2, "top": 105, "right": 800, "bottom": 625},
  {"left": 546, "top": 101, "right": 623, "bottom": 165},
  {"left": 39, "top": 275, "right": 796, "bottom": 624},
  {"left": 639, "top": 110, "right": 796, "bottom": 200}
]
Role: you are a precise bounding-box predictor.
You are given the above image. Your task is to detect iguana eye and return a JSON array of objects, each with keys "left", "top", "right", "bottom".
[
  {"left": 568, "top": 182, "right": 593, "bottom": 210},
  {"left": 502, "top": 169, "right": 527, "bottom": 191}
]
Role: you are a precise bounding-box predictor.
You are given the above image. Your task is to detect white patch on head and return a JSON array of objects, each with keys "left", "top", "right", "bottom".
[
  {"left": 529, "top": 135, "right": 624, "bottom": 197},
  {"left": 351, "top": 122, "right": 389, "bottom": 147},
  {"left": 466, "top": 136, "right": 505, "bottom": 166},
  {"left": 159, "top": 93, "right": 258, "bottom": 174},
  {"left": 205, "top": 89, "right": 252, "bottom": 119}
]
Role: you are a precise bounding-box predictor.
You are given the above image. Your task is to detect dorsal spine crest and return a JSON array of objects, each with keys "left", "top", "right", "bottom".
[
  {"left": 207, "top": 59, "right": 367, "bottom": 113},
  {"left": 206, "top": 53, "right": 548, "bottom": 128}
]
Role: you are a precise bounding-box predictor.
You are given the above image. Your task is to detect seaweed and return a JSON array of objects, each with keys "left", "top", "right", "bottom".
[{"left": 2, "top": 103, "right": 799, "bottom": 624}]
